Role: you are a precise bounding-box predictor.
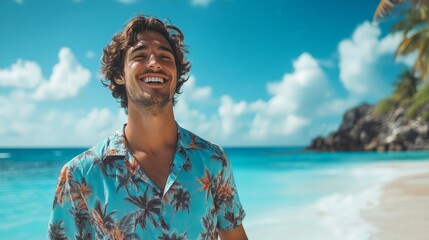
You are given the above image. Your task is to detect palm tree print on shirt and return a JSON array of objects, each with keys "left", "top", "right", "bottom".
[
  {"left": 170, "top": 187, "right": 191, "bottom": 213},
  {"left": 157, "top": 230, "right": 187, "bottom": 240},
  {"left": 125, "top": 188, "right": 162, "bottom": 231},
  {"left": 92, "top": 200, "right": 117, "bottom": 238},
  {"left": 164, "top": 182, "right": 191, "bottom": 213},
  {"left": 199, "top": 215, "right": 217, "bottom": 240},
  {"left": 197, "top": 169, "right": 216, "bottom": 200},
  {"left": 223, "top": 203, "right": 245, "bottom": 229},
  {"left": 53, "top": 165, "right": 72, "bottom": 209},
  {"left": 70, "top": 177, "right": 92, "bottom": 210},
  {"left": 48, "top": 126, "right": 246, "bottom": 239},
  {"left": 48, "top": 221, "right": 69, "bottom": 240},
  {"left": 115, "top": 172, "right": 145, "bottom": 195},
  {"left": 70, "top": 206, "right": 91, "bottom": 239}
]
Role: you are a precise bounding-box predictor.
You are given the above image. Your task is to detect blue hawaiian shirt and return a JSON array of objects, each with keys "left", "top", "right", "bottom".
[{"left": 47, "top": 125, "right": 245, "bottom": 240}]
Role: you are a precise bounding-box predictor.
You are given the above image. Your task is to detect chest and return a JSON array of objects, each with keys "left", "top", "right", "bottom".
[
  {"left": 134, "top": 151, "right": 175, "bottom": 192},
  {"left": 84, "top": 159, "right": 217, "bottom": 239}
]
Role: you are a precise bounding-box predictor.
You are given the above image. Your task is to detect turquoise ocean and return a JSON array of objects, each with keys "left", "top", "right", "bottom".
[{"left": 1, "top": 147, "right": 428, "bottom": 239}]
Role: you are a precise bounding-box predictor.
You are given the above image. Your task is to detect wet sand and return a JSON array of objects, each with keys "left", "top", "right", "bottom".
[{"left": 363, "top": 162, "right": 429, "bottom": 240}]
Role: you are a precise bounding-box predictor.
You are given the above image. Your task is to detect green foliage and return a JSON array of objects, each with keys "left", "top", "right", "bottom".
[
  {"left": 375, "top": 70, "right": 418, "bottom": 116},
  {"left": 421, "top": 111, "right": 429, "bottom": 121},
  {"left": 375, "top": 0, "right": 429, "bottom": 81},
  {"left": 405, "top": 83, "right": 429, "bottom": 119},
  {"left": 375, "top": 98, "right": 397, "bottom": 116},
  {"left": 391, "top": 70, "right": 418, "bottom": 101}
]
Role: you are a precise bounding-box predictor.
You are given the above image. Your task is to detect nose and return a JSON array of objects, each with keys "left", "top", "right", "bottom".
[{"left": 147, "top": 54, "right": 161, "bottom": 71}]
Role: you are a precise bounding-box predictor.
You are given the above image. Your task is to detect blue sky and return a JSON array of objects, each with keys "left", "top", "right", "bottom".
[{"left": 0, "top": 0, "right": 411, "bottom": 147}]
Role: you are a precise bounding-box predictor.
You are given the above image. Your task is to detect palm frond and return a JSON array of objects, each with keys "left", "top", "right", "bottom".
[{"left": 374, "top": 0, "right": 405, "bottom": 20}]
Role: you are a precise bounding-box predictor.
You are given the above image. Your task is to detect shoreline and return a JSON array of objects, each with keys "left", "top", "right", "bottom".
[{"left": 363, "top": 161, "right": 429, "bottom": 240}]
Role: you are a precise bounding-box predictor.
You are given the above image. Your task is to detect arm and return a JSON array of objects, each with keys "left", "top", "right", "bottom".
[
  {"left": 218, "top": 224, "right": 248, "bottom": 240},
  {"left": 48, "top": 164, "right": 95, "bottom": 239},
  {"left": 214, "top": 147, "right": 247, "bottom": 240}
]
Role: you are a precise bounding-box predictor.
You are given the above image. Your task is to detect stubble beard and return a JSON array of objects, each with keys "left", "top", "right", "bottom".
[{"left": 128, "top": 88, "right": 172, "bottom": 113}]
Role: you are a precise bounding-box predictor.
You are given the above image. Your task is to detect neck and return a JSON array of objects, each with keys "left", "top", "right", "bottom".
[{"left": 125, "top": 102, "right": 177, "bottom": 155}]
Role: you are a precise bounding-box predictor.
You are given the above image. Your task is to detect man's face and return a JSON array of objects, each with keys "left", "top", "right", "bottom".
[{"left": 117, "top": 31, "right": 177, "bottom": 112}]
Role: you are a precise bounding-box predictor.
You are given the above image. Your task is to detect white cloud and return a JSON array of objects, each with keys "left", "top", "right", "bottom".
[
  {"left": 266, "top": 52, "right": 331, "bottom": 117},
  {"left": 177, "top": 53, "right": 334, "bottom": 145},
  {"left": 218, "top": 95, "right": 247, "bottom": 137},
  {"left": 75, "top": 108, "right": 127, "bottom": 141},
  {"left": 181, "top": 76, "right": 212, "bottom": 101},
  {"left": 0, "top": 105, "right": 127, "bottom": 147},
  {"left": 0, "top": 93, "right": 35, "bottom": 136},
  {"left": 174, "top": 75, "right": 220, "bottom": 140},
  {"left": 338, "top": 21, "right": 401, "bottom": 98},
  {"left": 318, "top": 97, "right": 361, "bottom": 117},
  {"left": 247, "top": 53, "right": 330, "bottom": 141},
  {"left": 0, "top": 59, "right": 43, "bottom": 88},
  {"left": 33, "top": 47, "right": 91, "bottom": 100},
  {"left": 191, "top": 0, "right": 214, "bottom": 7}
]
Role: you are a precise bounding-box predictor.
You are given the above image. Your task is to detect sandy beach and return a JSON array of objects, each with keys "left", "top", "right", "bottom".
[{"left": 364, "top": 162, "right": 429, "bottom": 240}]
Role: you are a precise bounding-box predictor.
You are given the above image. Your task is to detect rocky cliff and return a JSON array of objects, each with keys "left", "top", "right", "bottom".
[{"left": 306, "top": 103, "right": 429, "bottom": 151}]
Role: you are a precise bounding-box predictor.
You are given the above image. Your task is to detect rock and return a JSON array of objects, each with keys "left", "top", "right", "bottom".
[{"left": 306, "top": 103, "right": 429, "bottom": 152}]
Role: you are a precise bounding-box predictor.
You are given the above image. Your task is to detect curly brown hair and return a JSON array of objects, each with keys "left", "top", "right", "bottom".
[{"left": 100, "top": 15, "right": 191, "bottom": 112}]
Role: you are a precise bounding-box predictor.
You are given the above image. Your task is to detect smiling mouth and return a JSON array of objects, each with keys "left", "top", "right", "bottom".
[
  {"left": 140, "top": 76, "right": 168, "bottom": 87},
  {"left": 144, "top": 76, "right": 164, "bottom": 84}
]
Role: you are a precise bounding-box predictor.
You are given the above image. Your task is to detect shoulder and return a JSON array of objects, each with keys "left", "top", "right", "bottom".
[
  {"left": 179, "top": 126, "right": 225, "bottom": 153},
  {"left": 178, "top": 125, "right": 229, "bottom": 170},
  {"left": 64, "top": 129, "right": 126, "bottom": 176}
]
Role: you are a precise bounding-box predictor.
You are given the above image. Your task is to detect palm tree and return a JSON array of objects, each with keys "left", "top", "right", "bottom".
[
  {"left": 211, "top": 151, "right": 228, "bottom": 168},
  {"left": 75, "top": 231, "right": 92, "bottom": 240},
  {"left": 70, "top": 207, "right": 91, "bottom": 236},
  {"left": 111, "top": 214, "right": 140, "bottom": 240},
  {"left": 48, "top": 221, "right": 69, "bottom": 240},
  {"left": 115, "top": 172, "right": 145, "bottom": 195},
  {"left": 125, "top": 188, "right": 162, "bottom": 231},
  {"left": 158, "top": 231, "right": 187, "bottom": 240},
  {"left": 197, "top": 169, "right": 215, "bottom": 200},
  {"left": 392, "top": 70, "right": 419, "bottom": 101},
  {"left": 70, "top": 150, "right": 99, "bottom": 172},
  {"left": 223, "top": 204, "right": 245, "bottom": 229},
  {"left": 393, "top": 1, "right": 429, "bottom": 80},
  {"left": 53, "top": 166, "right": 71, "bottom": 208},
  {"left": 200, "top": 215, "right": 216, "bottom": 240},
  {"left": 177, "top": 147, "right": 192, "bottom": 172},
  {"left": 224, "top": 212, "right": 238, "bottom": 229},
  {"left": 189, "top": 134, "right": 205, "bottom": 150},
  {"left": 70, "top": 178, "right": 92, "bottom": 210},
  {"left": 91, "top": 200, "right": 117, "bottom": 235},
  {"left": 170, "top": 188, "right": 191, "bottom": 213},
  {"left": 374, "top": 0, "right": 406, "bottom": 20},
  {"left": 182, "top": 159, "right": 192, "bottom": 172},
  {"left": 374, "top": 0, "right": 429, "bottom": 81},
  {"left": 213, "top": 175, "right": 235, "bottom": 213},
  {"left": 95, "top": 155, "right": 125, "bottom": 176}
]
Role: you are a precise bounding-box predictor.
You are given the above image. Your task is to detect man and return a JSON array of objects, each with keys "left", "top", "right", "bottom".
[{"left": 48, "top": 15, "right": 247, "bottom": 240}]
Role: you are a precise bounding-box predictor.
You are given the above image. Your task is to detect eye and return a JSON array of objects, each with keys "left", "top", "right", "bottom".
[
  {"left": 160, "top": 55, "right": 173, "bottom": 61},
  {"left": 134, "top": 55, "right": 147, "bottom": 60}
]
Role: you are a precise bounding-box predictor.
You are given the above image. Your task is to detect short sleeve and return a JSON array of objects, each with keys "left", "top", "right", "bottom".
[
  {"left": 214, "top": 148, "right": 246, "bottom": 231},
  {"left": 47, "top": 164, "right": 94, "bottom": 240}
]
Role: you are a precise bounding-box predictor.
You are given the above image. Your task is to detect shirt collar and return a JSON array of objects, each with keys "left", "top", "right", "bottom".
[{"left": 105, "top": 122, "right": 192, "bottom": 158}]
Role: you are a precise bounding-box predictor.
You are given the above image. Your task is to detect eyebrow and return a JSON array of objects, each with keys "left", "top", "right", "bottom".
[{"left": 129, "top": 44, "right": 174, "bottom": 55}]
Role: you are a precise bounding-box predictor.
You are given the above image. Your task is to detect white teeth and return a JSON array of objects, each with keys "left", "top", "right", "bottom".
[{"left": 143, "top": 77, "right": 164, "bottom": 83}]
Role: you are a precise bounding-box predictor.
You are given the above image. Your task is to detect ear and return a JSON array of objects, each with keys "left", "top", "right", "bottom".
[{"left": 115, "top": 76, "right": 125, "bottom": 85}]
